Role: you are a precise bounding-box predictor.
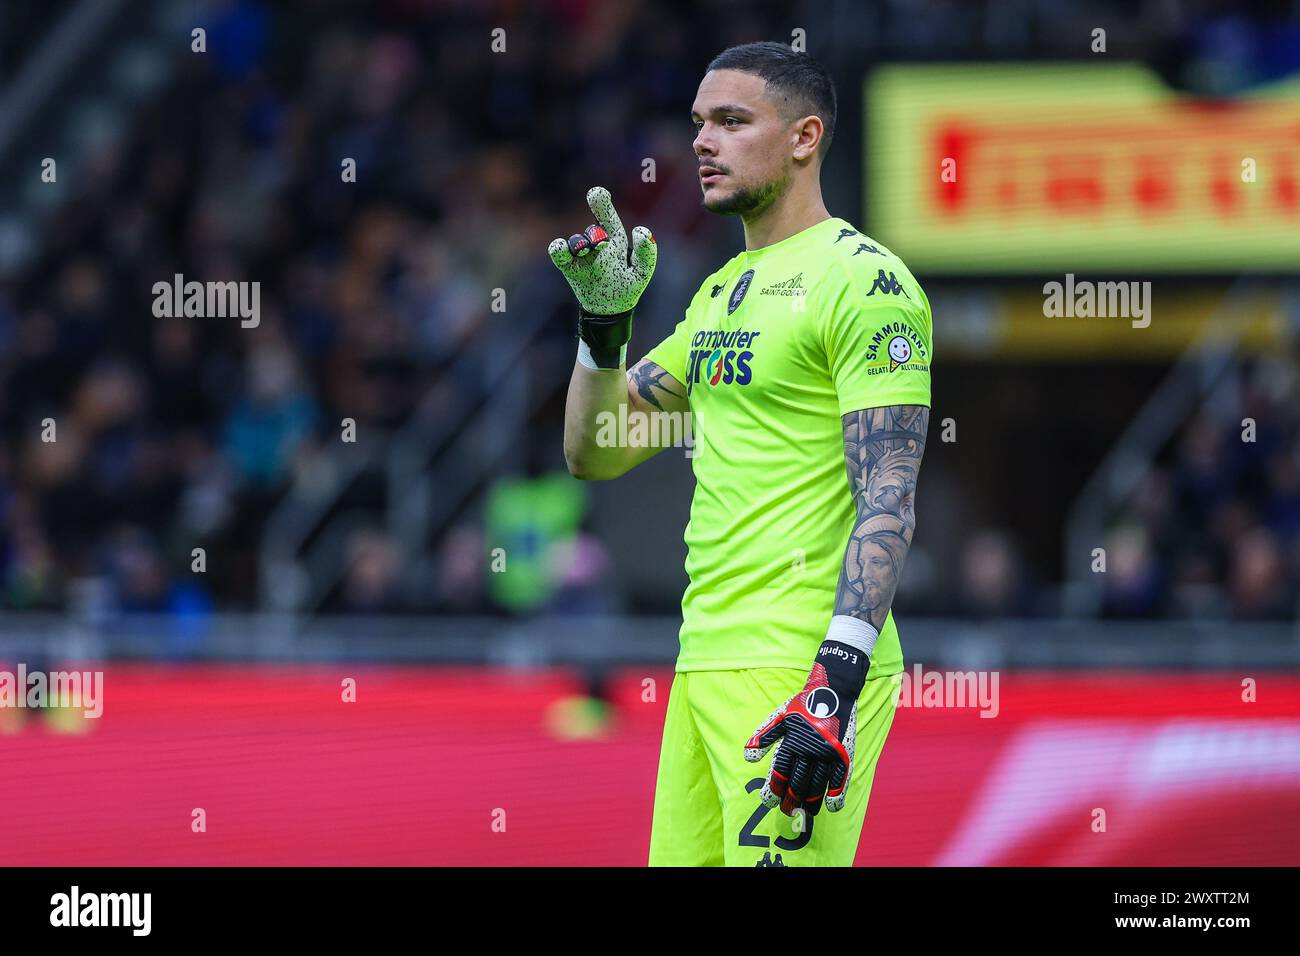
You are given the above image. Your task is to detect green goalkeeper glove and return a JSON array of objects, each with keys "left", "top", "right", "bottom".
[{"left": 548, "top": 186, "right": 657, "bottom": 369}]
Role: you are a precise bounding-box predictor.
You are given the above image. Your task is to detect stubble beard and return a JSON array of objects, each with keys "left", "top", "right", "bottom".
[{"left": 703, "top": 168, "right": 790, "bottom": 218}]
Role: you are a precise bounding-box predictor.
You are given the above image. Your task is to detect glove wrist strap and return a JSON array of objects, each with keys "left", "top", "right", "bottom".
[
  {"left": 577, "top": 307, "right": 635, "bottom": 369},
  {"left": 815, "top": 616, "right": 878, "bottom": 699}
]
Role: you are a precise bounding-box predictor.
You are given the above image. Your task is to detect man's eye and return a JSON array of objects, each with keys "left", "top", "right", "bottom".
[{"left": 724, "top": 117, "right": 740, "bottom": 127}]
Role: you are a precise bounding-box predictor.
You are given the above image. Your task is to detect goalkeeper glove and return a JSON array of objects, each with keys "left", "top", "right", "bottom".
[
  {"left": 548, "top": 186, "right": 657, "bottom": 370},
  {"left": 744, "top": 617, "right": 879, "bottom": 818}
]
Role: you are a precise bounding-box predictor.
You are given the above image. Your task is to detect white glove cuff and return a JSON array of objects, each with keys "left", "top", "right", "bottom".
[
  {"left": 825, "top": 615, "right": 879, "bottom": 658},
  {"left": 577, "top": 339, "right": 627, "bottom": 371}
]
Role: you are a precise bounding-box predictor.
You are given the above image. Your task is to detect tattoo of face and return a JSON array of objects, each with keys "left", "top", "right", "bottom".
[
  {"left": 836, "top": 405, "right": 929, "bottom": 629},
  {"left": 629, "top": 360, "right": 684, "bottom": 411}
]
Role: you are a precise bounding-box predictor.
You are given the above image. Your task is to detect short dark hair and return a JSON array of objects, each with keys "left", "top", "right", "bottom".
[{"left": 706, "top": 42, "right": 837, "bottom": 155}]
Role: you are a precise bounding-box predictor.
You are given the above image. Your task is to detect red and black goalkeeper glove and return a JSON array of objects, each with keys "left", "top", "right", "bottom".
[{"left": 743, "top": 638, "right": 870, "bottom": 817}]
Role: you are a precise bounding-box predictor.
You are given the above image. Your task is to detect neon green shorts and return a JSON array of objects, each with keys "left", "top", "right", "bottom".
[{"left": 648, "top": 667, "right": 897, "bottom": 867}]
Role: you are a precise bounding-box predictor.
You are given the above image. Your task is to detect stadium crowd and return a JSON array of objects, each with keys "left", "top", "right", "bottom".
[{"left": 0, "top": 0, "right": 1296, "bottom": 623}]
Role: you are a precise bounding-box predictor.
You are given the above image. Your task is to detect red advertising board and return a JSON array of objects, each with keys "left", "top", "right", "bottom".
[{"left": 1, "top": 666, "right": 1296, "bottom": 865}]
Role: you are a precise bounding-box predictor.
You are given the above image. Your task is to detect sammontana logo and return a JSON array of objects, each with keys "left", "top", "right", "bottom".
[
  {"left": 759, "top": 273, "right": 804, "bottom": 296},
  {"left": 864, "top": 320, "right": 928, "bottom": 375}
]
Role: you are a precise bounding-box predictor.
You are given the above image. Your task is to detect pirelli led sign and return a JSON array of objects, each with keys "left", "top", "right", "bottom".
[{"left": 866, "top": 64, "right": 1300, "bottom": 271}]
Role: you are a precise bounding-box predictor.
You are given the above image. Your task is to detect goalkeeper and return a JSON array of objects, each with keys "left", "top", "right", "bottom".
[{"left": 550, "top": 42, "right": 932, "bottom": 867}]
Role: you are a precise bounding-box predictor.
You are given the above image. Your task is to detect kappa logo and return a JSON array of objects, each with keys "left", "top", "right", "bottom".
[
  {"left": 833, "top": 228, "right": 858, "bottom": 243},
  {"left": 710, "top": 282, "right": 724, "bottom": 297},
  {"left": 728, "top": 269, "right": 754, "bottom": 315},
  {"left": 852, "top": 243, "right": 885, "bottom": 257},
  {"left": 866, "top": 269, "right": 909, "bottom": 298},
  {"left": 805, "top": 687, "right": 840, "bottom": 719},
  {"left": 759, "top": 273, "right": 804, "bottom": 296}
]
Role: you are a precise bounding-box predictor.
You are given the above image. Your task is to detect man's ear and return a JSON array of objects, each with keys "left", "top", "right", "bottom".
[{"left": 792, "top": 115, "right": 824, "bottom": 161}]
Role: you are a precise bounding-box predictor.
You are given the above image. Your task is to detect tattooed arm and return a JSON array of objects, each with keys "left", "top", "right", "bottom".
[
  {"left": 835, "top": 405, "right": 930, "bottom": 631},
  {"left": 738, "top": 405, "right": 930, "bottom": 819},
  {"left": 563, "top": 357, "right": 689, "bottom": 480}
]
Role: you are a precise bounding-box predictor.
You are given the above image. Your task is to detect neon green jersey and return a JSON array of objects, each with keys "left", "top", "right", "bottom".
[{"left": 644, "top": 216, "right": 932, "bottom": 676}]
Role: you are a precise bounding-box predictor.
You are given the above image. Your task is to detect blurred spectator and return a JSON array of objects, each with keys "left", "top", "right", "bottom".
[
  {"left": 948, "top": 529, "right": 1042, "bottom": 619},
  {"left": 1264, "top": 451, "right": 1300, "bottom": 539},
  {"left": 1229, "top": 527, "right": 1294, "bottom": 619},
  {"left": 102, "top": 524, "right": 212, "bottom": 619},
  {"left": 484, "top": 469, "right": 589, "bottom": 615},
  {"left": 222, "top": 334, "right": 319, "bottom": 489},
  {"left": 549, "top": 533, "right": 617, "bottom": 615},
  {"left": 1173, "top": 413, "right": 1232, "bottom": 524},
  {"left": 1101, "top": 525, "right": 1165, "bottom": 619},
  {"left": 336, "top": 527, "right": 401, "bottom": 614},
  {"left": 433, "top": 524, "right": 489, "bottom": 614}
]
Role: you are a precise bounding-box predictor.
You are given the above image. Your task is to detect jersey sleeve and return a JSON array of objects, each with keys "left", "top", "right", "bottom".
[
  {"left": 821, "top": 259, "right": 933, "bottom": 416},
  {"left": 641, "top": 271, "right": 717, "bottom": 384},
  {"left": 641, "top": 313, "right": 691, "bottom": 384}
]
